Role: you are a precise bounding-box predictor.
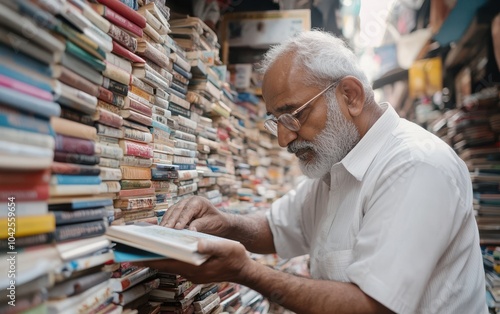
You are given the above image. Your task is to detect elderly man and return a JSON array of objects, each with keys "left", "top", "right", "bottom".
[{"left": 143, "top": 31, "right": 487, "bottom": 313}]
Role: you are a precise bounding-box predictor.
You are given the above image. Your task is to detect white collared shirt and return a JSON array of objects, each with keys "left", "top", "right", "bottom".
[{"left": 267, "top": 103, "right": 487, "bottom": 314}]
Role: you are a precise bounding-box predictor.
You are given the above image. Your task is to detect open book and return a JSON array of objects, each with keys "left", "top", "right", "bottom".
[{"left": 106, "top": 222, "right": 233, "bottom": 265}]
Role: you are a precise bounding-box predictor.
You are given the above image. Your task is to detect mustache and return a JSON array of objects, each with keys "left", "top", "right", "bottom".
[{"left": 287, "top": 140, "right": 315, "bottom": 154}]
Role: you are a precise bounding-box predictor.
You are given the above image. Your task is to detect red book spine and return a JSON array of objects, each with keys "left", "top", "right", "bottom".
[
  {"left": 123, "top": 141, "right": 153, "bottom": 159},
  {"left": 59, "top": 67, "right": 99, "bottom": 97},
  {"left": 112, "top": 41, "right": 145, "bottom": 63},
  {"left": 118, "top": 187, "right": 155, "bottom": 197},
  {"left": 0, "top": 170, "right": 50, "bottom": 186},
  {"left": 98, "top": 86, "right": 126, "bottom": 108},
  {"left": 55, "top": 135, "right": 95, "bottom": 155},
  {"left": 103, "top": 6, "right": 143, "bottom": 37},
  {"left": 96, "top": 0, "right": 146, "bottom": 28},
  {"left": 129, "top": 98, "right": 153, "bottom": 116},
  {"left": 0, "top": 74, "right": 53, "bottom": 101},
  {"left": 0, "top": 184, "right": 49, "bottom": 201},
  {"left": 97, "top": 108, "right": 123, "bottom": 128}
]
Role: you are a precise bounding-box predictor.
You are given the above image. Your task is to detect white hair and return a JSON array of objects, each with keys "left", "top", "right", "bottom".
[{"left": 260, "top": 30, "right": 373, "bottom": 102}]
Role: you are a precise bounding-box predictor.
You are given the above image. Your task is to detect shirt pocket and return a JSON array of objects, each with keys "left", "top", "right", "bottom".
[{"left": 314, "top": 249, "right": 354, "bottom": 282}]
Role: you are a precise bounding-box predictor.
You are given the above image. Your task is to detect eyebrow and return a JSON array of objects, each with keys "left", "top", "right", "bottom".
[{"left": 266, "top": 103, "right": 299, "bottom": 116}]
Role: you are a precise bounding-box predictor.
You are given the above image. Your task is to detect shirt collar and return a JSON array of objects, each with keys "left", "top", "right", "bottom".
[{"left": 339, "top": 102, "right": 400, "bottom": 181}]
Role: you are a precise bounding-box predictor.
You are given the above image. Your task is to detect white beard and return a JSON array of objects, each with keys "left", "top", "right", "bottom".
[{"left": 288, "top": 95, "right": 360, "bottom": 178}]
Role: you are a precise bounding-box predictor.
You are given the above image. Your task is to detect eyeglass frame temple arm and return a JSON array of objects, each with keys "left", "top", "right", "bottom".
[{"left": 290, "top": 80, "right": 340, "bottom": 117}]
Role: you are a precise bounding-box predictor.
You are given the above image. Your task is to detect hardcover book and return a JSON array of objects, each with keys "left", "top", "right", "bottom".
[{"left": 106, "top": 222, "right": 235, "bottom": 265}]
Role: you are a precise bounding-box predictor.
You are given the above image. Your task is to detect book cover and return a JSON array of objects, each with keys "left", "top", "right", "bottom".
[{"left": 105, "top": 223, "right": 236, "bottom": 265}]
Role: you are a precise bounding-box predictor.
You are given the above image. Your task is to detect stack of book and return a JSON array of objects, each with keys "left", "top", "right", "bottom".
[
  {"left": 150, "top": 273, "right": 223, "bottom": 314},
  {"left": 439, "top": 87, "right": 500, "bottom": 244},
  {"left": 109, "top": 264, "right": 159, "bottom": 310}
]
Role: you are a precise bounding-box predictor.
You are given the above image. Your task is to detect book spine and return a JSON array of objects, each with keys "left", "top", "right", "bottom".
[
  {"left": 175, "top": 164, "right": 196, "bottom": 171},
  {"left": 0, "top": 184, "right": 49, "bottom": 201},
  {"left": 118, "top": 187, "right": 155, "bottom": 197},
  {"left": 172, "top": 63, "right": 192, "bottom": 80},
  {"left": 51, "top": 116, "right": 98, "bottom": 141},
  {"left": 99, "top": 157, "right": 121, "bottom": 168},
  {"left": 0, "top": 126, "right": 55, "bottom": 149},
  {"left": 107, "top": 23, "right": 138, "bottom": 52},
  {"left": 128, "top": 92, "right": 151, "bottom": 107},
  {"left": 175, "top": 139, "right": 198, "bottom": 151},
  {"left": 55, "top": 135, "right": 95, "bottom": 155},
  {"left": 0, "top": 73, "right": 52, "bottom": 101},
  {"left": 152, "top": 113, "right": 169, "bottom": 127},
  {"left": 120, "top": 166, "right": 152, "bottom": 180},
  {"left": 120, "top": 155, "right": 153, "bottom": 168},
  {"left": 97, "top": 99, "right": 121, "bottom": 114},
  {"left": 0, "top": 232, "right": 54, "bottom": 249},
  {"left": 102, "top": 5, "right": 143, "bottom": 37},
  {"left": 0, "top": 85, "right": 60, "bottom": 118},
  {"left": 112, "top": 41, "right": 145, "bottom": 64},
  {"left": 51, "top": 162, "right": 101, "bottom": 176},
  {"left": 57, "top": 64, "right": 99, "bottom": 96},
  {"left": 178, "top": 183, "right": 197, "bottom": 196},
  {"left": 127, "top": 98, "right": 153, "bottom": 116},
  {"left": 100, "top": 166, "right": 123, "bottom": 181},
  {"left": 173, "top": 115, "right": 197, "bottom": 129},
  {"left": 122, "top": 209, "right": 154, "bottom": 222},
  {"left": 177, "top": 125, "right": 196, "bottom": 135},
  {"left": 121, "top": 110, "right": 152, "bottom": 126},
  {"left": 120, "top": 180, "right": 151, "bottom": 190},
  {"left": 114, "top": 196, "right": 155, "bottom": 210},
  {"left": 102, "top": 77, "right": 129, "bottom": 96},
  {"left": 153, "top": 106, "right": 171, "bottom": 118},
  {"left": 171, "top": 53, "right": 191, "bottom": 73},
  {"left": 93, "top": 108, "right": 124, "bottom": 128},
  {"left": 173, "top": 156, "right": 195, "bottom": 165},
  {"left": 173, "top": 130, "right": 196, "bottom": 143},
  {"left": 129, "top": 86, "right": 153, "bottom": 102},
  {"left": 151, "top": 169, "right": 177, "bottom": 180},
  {"left": 169, "top": 95, "right": 191, "bottom": 110},
  {"left": 137, "top": 40, "right": 169, "bottom": 69},
  {"left": 55, "top": 82, "right": 98, "bottom": 115},
  {"left": 96, "top": 0, "right": 146, "bottom": 28},
  {"left": 96, "top": 123, "right": 124, "bottom": 139},
  {"left": 124, "top": 127, "right": 153, "bottom": 143},
  {"left": 130, "top": 75, "right": 154, "bottom": 94},
  {"left": 103, "top": 62, "right": 131, "bottom": 85},
  {"left": 177, "top": 170, "right": 198, "bottom": 181},
  {"left": 120, "top": 140, "right": 153, "bottom": 158},
  {"left": 51, "top": 174, "right": 102, "bottom": 185},
  {"left": 174, "top": 148, "right": 196, "bottom": 158},
  {"left": 101, "top": 181, "right": 121, "bottom": 193},
  {"left": 54, "top": 151, "right": 100, "bottom": 165},
  {"left": 168, "top": 103, "right": 191, "bottom": 118},
  {"left": 97, "top": 86, "right": 125, "bottom": 108},
  {"left": 153, "top": 96, "right": 169, "bottom": 110},
  {"left": 54, "top": 219, "right": 107, "bottom": 242},
  {"left": 53, "top": 208, "right": 107, "bottom": 225},
  {"left": 154, "top": 86, "right": 169, "bottom": 100},
  {"left": 96, "top": 143, "right": 124, "bottom": 159}
]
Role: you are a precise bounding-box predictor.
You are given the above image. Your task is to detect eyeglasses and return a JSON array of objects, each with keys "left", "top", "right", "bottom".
[{"left": 264, "top": 80, "right": 341, "bottom": 136}]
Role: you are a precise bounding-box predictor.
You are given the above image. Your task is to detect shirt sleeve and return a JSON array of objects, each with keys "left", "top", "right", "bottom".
[
  {"left": 345, "top": 161, "right": 470, "bottom": 314},
  {"left": 266, "top": 178, "right": 325, "bottom": 259}
]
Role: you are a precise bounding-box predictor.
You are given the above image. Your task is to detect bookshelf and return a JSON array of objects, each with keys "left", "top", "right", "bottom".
[{"left": 0, "top": 1, "right": 297, "bottom": 313}]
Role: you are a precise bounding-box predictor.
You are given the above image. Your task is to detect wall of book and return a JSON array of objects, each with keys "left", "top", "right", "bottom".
[{"left": 0, "top": 0, "right": 298, "bottom": 313}]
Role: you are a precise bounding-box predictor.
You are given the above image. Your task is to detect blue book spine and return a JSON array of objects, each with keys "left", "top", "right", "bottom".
[
  {"left": 172, "top": 63, "right": 192, "bottom": 80},
  {"left": 119, "top": 0, "right": 138, "bottom": 10},
  {"left": 51, "top": 175, "right": 102, "bottom": 185},
  {"left": 174, "top": 164, "right": 197, "bottom": 170},
  {"left": 0, "top": 112, "right": 52, "bottom": 135},
  {"left": 150, "top": 120, "right": 171, "bottom": 133},
  {"left": 0, "top": 44, "right": 52, "bottom": 77},
  {"left": 0, "top": 86, "right": 60, "bottom": 118},
  {"left": 0, "top": 65, "right": 53, "bottom": 93}
]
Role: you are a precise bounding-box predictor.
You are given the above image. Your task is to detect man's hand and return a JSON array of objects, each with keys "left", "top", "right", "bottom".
[
  {"left": 136, "top": 238, "right": 254, "bottom": 284},
  {"left": 160, "top": 196, "right": 231, "bottom": 237}
]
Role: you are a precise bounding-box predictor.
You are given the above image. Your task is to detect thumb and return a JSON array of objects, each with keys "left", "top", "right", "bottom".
[{"left": 197, "top": 239, "right": 225, "bottom": 256}]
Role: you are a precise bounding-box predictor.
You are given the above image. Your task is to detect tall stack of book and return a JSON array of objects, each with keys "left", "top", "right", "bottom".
[
  {"left": 439, "top": 87, "right": 500, "bottom": 244},
  {"left": 429, "top": 87, "right": 500, "bottom": 310},
  {"left": 0, "top": 3, "right": 61, "bottom": 311}
]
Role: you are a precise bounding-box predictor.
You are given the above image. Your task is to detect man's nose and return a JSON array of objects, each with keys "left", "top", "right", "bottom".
[{"left": 277, "top": 124, "right": 298, "bottom": 148}]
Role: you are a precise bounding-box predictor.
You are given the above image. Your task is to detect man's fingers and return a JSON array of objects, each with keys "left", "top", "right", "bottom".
[{"left": 161, "top": 197, "right": 193, "bottom": 228}]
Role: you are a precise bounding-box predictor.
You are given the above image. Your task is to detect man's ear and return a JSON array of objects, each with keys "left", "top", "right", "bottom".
[{"left": 338, "top": 76, "right": 365, "bottom": 117}]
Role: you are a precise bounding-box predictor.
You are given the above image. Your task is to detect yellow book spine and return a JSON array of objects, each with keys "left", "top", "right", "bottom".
[{"left": 1, "top": 214, "right": 55, "bottom": 239}]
